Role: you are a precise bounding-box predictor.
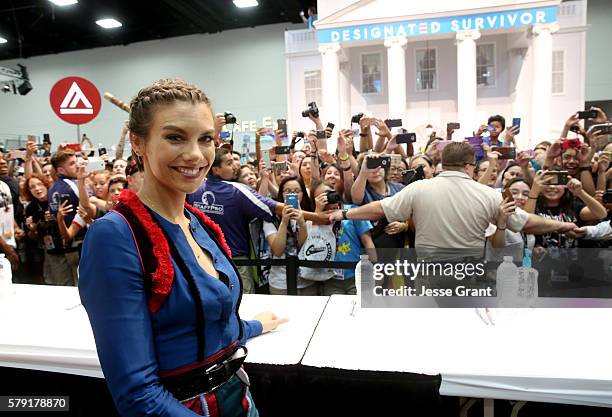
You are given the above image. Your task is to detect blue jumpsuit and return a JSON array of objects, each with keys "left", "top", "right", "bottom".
[{"left": 79, "top": 208, "right": 262, "bottom": 416}]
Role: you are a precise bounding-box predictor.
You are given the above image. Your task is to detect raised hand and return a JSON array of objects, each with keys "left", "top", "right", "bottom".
[
  {"left": 546, "top": 140, "right": 563, "bottom": 159},
  {"left": 505, "top": 125, "right": 519, "bottom": 144},
  {"left": 25, "top": 141, "right": 38, "bottom": 160},
  {"left": 516, "top": 151, "right": 531, "bottom": 168},
  {"left": 577, "top": 144, "right": 593, "bottom": 165},
  {"left": 373, "top": 119, "right": 392, "bottom": 138},
  {"left": 280, "top": 205, "right": 293, "bottom": 225},
  {"left": 566, "top": 178, "right": 583, "bottom": 195},
  {"left": 497, "top": 197, "right": 516, "bottom": 227},
  {"left": 531, "top": 170, "right": 552, "bottom": 194},
  {"left": 564, "top": 113, "right": 580, "bottom": 130},
  {"left": 597, "top": 153, "right": 610, "bottom": 174},
  {"left": 591, "top": 107, "right": 608, "bottom": 124},
  {"left": 274, "top": 129, "right": 285, "bottom": 146},
  {"left": 57, "top": 200, "right": 73, "bottom": 222},
  {"left": 314, "top": 192, "right": 329, "bottom": 212}
]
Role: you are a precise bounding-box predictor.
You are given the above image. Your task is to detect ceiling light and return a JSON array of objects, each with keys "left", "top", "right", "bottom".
[
  {"left": 96, "top": 18, "right": 122, "bottom": 29},
  {"left": 233, "top": 0, "right": 258, "bottom": 8},
  {"left": 49, "top": 0, "right": 78, "bottom": 6},
  {"left": 0, "top": 37, "right": 7, "bottom": 44}
]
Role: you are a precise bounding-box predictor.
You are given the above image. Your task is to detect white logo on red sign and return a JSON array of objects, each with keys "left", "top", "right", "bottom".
[{"left": 50, "top": 77, "right": 101, "bottom": 125}]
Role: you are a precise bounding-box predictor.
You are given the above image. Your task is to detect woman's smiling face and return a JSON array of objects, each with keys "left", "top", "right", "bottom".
[{"left": 133, "top": 101, "right": 215, "bottom": 196}]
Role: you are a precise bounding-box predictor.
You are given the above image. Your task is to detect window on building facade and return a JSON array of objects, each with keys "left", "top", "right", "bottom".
[
  {"left": 476, "top": 44, "right": 495, "bottom": 87},
  {"left": 415, "top": 48, "right": 437, "bottom": 91},
  {"left": 304, "top": 70, "right": 322, "bottom": 105},
  {"left": 552, "top": 50, "right": 565, "bottom": 94},
  {"left": 361, "top": 53, "right": 382, "bottom": 94}
]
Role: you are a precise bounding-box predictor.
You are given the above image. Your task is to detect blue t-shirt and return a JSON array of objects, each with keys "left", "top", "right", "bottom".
[
  {"left": 483, "top": 135, "right": 505, "bottom": 147},
  {"left": 335, "top": 205, "right": 373, "bottom": 280},
  {"left": 48, "top": 176, "right": 79, "bottom": 227},
  {"left": 187, "top": 176, "right": 278, "bottom": 257}
]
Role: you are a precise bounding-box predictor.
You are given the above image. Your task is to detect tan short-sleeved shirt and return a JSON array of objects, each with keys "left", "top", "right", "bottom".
[{"left": 380, "top": 171, "right": 528, "bottom": 254}]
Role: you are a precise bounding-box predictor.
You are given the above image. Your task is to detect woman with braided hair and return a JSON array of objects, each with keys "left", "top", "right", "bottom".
[{"left": 79, "top": 79, "right": 286, "bottom": 417}]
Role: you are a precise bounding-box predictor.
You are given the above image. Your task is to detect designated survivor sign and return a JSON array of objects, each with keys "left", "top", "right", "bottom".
[
  {"left": 50, "top": 76, "right": 101, "bottom": 125},
  {"left": 318, "top": 6, "right": 557, "bottom": 43}
]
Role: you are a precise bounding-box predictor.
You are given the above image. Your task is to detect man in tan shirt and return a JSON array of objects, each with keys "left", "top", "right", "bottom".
[{"left": 330, "top": 142, "right": 578, "bottom": 260}]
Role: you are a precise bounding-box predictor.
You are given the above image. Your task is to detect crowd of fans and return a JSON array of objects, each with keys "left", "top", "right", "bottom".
[
  {"left": 3, "top": 123, "right": 142, "bottom": 285},
  {"left": 4, "top": 105, "right": 612, "bottom": 295}
]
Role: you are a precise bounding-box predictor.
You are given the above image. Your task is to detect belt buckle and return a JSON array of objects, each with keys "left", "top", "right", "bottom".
[{"left": 201, "top": 345, "right": 248, "bottom": 393}]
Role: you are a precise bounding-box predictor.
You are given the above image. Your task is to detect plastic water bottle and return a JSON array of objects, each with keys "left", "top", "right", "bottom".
[
  {"left": 0, "top": 254, "right": 14, "bottom": 300},
  {"left": 496, "top": 256, "right": 519, "bottom": 307},
  {"left": 517, "top": 267, "right": 539, "bottom": 308},
  {"left": 354, "top": 254, "right": 374, "bottom": 312}
]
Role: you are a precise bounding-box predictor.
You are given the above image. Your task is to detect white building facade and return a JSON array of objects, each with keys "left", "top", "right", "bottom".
[{"left": 285, "top": 0, "right": 588, "bottom": 150}]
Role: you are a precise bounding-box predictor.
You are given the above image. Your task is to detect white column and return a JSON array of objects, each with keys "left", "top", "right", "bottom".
[
  {"left": 456, "top": 30, "right": 481, "bottom": 139},
  {"left": 530, "top": 23, "right": 559, "bottom": 141},
  {"left": 318, "top": 43, "right": 341, "bottom": 125},
  {"left": 384, "top": 37, "right": 408, "bottom": 120},
  {"left": 510, "top": 48, "right": 532, "bottom": 148},
  {"left": 339, "top": 62, "right": 351, "bottom": 130}
]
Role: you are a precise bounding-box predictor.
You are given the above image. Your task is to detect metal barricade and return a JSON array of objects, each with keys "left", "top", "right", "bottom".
[{"left": 232, "top": 256, "right": 358, "bottom": 295}]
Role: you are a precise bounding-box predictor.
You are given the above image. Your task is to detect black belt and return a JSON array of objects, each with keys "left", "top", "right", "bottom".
[{"left": 161, "top": 345, "right": 248, "bottom": 401}]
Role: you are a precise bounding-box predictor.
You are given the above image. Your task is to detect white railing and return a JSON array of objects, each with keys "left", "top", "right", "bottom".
[{"left": 285, "top": 28, "right": 318, "bottom": 54}]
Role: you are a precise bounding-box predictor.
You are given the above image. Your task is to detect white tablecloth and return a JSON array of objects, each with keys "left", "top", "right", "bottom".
[
  {"left": 301, "top": 295, "right": 612, "bottom": 407},
  {"left": 0, "top": 285, "right": 328, "bottom": 378},
  {"left": 3, "top": 286, "right": 612, "bottom": 408}
]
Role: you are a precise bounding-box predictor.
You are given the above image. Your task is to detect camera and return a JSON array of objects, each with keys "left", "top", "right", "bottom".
[
  {"left": 301, "top": 102, "right": 319, "bottom": 118},
  {"left": 275, "top": 145, "right": 291, "bottom": 155},
  {"left": 366, "top": 155, "right": 391, "bottom": 170},
  {"left": 589, "top": 123, "right": 612, "bottom": 135},
  {"left": 85, "top": 158, "right": 105, "bottom": 173},
  {"left": 402, "top": 165, "right": 425, "bottom": 186},
  {"left": 277, "top": 119, "right": 287, "bottom": 135},
  {"left": 603, "top": 189, "right": 612, "bottom": 205},
  {"left": 325, "top": 190, "right": 343, "bottom": 205},
  {"left": 384, "top": 119, "right": 402, "bottom": 128},
  {"left": 295, "top": 131, "right": 305, "bottom": 138},
  {"left": 396, "top": 133, "right": 417, "bottom": 144},
  {"left": 316, "top": 130, "right": 326, "bottom": 139},
  {"left": 224, "top": 112, "right": 237, "bottom": 124},
  {"left": 494, "top": 147, "right": 516, "bottom": 160},
  {"left": 577, "top": 109, "right": 597, "bottom": 120},
  {"left": 272, "top": 161, "right": 288, "bottom": 175},
  {"left": 545, "top": 170, "right": 569, "bottom": 186},
  {"left": 351, "top": 112, "right": 364, "bottom": 124},
  {"left": 447, "top": 122, "right": 460, "bottom": 130}
]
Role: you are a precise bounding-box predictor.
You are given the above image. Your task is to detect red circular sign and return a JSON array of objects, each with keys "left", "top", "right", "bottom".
[{"left": 50, "top": 76, "right": 101, "bottom": 125}]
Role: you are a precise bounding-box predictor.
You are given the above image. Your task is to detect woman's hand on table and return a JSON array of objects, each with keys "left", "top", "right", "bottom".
[{"left": 253, "top": 311, "right": 288, "bottom": 334}]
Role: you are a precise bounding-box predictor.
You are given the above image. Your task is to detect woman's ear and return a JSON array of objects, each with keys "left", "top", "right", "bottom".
[{"left": 130, "top": 132, "right": 144, "bottom": 157}]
